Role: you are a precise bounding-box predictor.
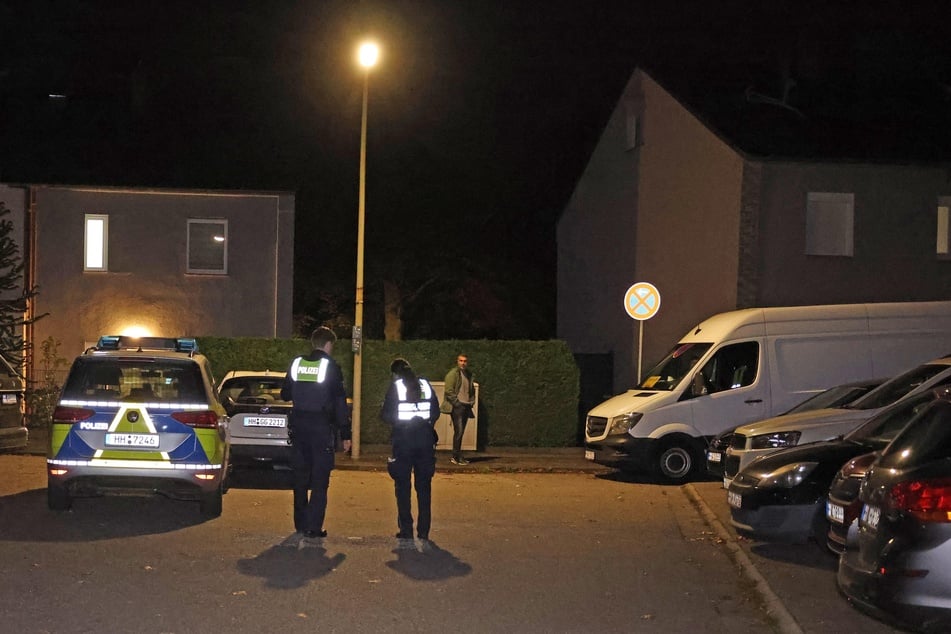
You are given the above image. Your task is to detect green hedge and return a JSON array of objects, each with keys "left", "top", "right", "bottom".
[{"left": 196, "top": 337, "right": 579, "bottom": 447}]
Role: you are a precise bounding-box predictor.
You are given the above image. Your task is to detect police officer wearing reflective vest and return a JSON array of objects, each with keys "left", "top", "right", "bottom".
[
  {"left": 380, "top": 358, "right": 440, "bottom": 541},
  {"left": 281, "top": 326, "right": 351, "bottom": 539}
]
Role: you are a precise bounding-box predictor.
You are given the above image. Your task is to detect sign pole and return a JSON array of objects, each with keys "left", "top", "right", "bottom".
[{"left": 638, "top": 320, "right": 644, "bottom": 384}]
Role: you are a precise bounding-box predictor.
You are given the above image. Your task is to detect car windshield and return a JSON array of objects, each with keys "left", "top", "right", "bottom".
[
  {"left": 61, "top": 357, "right": 207, "bottom": 402},
  {"left": 637, "top": 343, "right": 712, "bottom": 391},
  {"left": 845, "top": 391, "right": 941, "bottom": 445},
  {"left": 219, "top": 376, "right": 287, "bottom": 404},
  {"left": 845, "top": 363, "right": 950, "bottom": 410},
  {"left": 783, "top": 383, "right": 876, "bottom": 415},
  {"left": 878, "top": 398, "right": 951, "bottom": 469}
]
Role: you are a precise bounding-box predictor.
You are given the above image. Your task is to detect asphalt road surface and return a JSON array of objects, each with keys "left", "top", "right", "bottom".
[{"left": 0, "top": 455, "right": 774, "bottom": 633}]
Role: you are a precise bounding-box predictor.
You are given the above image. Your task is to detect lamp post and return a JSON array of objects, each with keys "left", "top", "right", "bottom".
[{"left": 351, "top": 41, "right": 379, "bottom": 460}]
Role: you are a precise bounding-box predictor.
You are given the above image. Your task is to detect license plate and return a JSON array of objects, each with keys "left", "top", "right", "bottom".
[
  {"left": 245, "top": 417, "right": 286, "bottom": 428},
  {"left": 826, "top": 501, "right": 845, "bottom": 524},
  {"left": 707, "top": 451, "right": 722, "bottom": 463},
  {"left": 105, "top": 433, "right": 160, "bottom": 448},
  {"left": 861, "top": 504, "right": 881, "bottom": 530},
  {"left": 1, "top": 393, "right": 16, "bottom": 405},
  {"left": 727, "top": 490, "right": 742, "bottom": 509},
  {"left": 584, "top": 450, "right": 595, "bottom": 461}
]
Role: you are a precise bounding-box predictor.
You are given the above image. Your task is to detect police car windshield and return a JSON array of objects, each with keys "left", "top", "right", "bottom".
[
  {"left": 637, "top": 343, "right": 712, "bottom": 391},
  {"left": 61, "top": 358, "right": 206, "bottom": 402}
]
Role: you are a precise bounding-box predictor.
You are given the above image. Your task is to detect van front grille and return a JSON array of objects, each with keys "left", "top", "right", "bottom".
[{"left": 586, "top": 416, "right": 608, "bottom": 437}]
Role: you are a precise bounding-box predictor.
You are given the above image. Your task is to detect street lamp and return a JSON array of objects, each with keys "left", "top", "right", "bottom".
[{"left": 351, "top": 40, "right": 379, "bottom": 460}]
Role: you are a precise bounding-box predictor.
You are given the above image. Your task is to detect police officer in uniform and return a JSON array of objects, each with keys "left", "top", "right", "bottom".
[
  {"left": 380, "top": 358, "right": 440, "bottom": 541},
  {"left": 281, "top": 326, "right": 351, "bottom": 539}
]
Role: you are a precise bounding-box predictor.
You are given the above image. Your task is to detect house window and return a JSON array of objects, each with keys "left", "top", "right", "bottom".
[
  {"left": 187, "top": 219, "right": 228, "bottom": 274},
  {"left": 938, "top": 204, "right": 950, "bottom": 256},
  {"left": 84, "top": 214, "right": 108, "bottom": 271},
  {"left": 805, "top": 192, "right": 854, "bottom": 256}
]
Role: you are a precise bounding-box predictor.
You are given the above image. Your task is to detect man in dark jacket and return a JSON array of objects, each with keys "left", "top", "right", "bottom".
[
  {"left": 440, "top": 354, "right": 475, "bottom": 465},
  {"left": 281, "top": 326, "right": 351, "bottom": 539},
  {"left": 381, "top": 358, "right": 440, "bottom": 541}
]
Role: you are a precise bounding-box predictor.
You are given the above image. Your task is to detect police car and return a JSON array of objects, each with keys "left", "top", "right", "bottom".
[{"left": 47, "top": 336, "right": 230, "bottom": 517}]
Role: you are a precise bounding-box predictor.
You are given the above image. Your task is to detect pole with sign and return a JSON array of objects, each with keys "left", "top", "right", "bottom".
[{"left": 623, "top": 282, "right": 661, "bottom": 383}]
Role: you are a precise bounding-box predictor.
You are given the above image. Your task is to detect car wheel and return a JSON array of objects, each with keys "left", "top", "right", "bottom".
[
  {"left": 47, "top": 480, "right": 72, "bottom": 511},
  {"left": 655, "top": 438, "right": 696, "bottom": 483},
  {"left": 199, "top": 483, "right": 223, "bottom": 518}
]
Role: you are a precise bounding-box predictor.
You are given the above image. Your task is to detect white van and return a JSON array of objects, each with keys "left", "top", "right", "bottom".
[{"left": 583, "top": 301, "right": 951, "bottom": 482}]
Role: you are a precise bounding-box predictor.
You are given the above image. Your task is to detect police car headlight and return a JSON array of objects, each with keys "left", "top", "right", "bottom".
[
  {"left": 609, "top": 413, "right": 642, "bottom": 435},
  {"left": 749, "top": 431, "right": 801, "bottom": 450},
  {"left": 757, "top": 462, "right": 819, "bottom": 489}
]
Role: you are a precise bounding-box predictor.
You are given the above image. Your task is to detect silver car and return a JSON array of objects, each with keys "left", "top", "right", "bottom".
[{"left": 218, "top": 371, "right": 292, "bottom": 465}]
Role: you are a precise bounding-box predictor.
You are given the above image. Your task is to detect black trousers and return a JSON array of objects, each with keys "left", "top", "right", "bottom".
[
  {"left": 387, "top": 445, "right": 436, "bottom": 539},
  {"left": 289, "top": 420, "right": 336, "bottom": 533},
  {"left": 450, "top": 402, "right": 472, "bottom": 459}
]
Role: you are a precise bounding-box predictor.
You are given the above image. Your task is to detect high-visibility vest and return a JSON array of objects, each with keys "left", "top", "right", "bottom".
[
  {"left": 393, "top": 378, "right": 434, "bottom": 422},
  {"left": 288, "top": 357, "right": 329, "bottom": 383}
]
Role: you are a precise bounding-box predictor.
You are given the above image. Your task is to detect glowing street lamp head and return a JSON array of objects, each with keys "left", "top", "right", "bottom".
[{"left": 357, "top": 42, "right": 380, "bottom": 69}]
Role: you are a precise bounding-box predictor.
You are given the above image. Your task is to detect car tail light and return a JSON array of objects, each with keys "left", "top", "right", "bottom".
[
  {"left": 888, "top": 478, "right": 951, "bottom": 523},
  {"left": 52, "top": 406, "right": 95, "bottom": 424},
  {"left": 171, "top": 410, "right": 219, "bottom": 429}
]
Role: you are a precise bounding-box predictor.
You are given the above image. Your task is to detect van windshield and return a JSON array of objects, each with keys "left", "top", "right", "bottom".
[{"left": 637, "top": 343, "right": 712, "bottom": 391}]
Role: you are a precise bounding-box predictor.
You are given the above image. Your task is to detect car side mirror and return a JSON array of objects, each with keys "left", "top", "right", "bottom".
[{"left": 691, "top": 373, "right": 708, "bottom": 398}]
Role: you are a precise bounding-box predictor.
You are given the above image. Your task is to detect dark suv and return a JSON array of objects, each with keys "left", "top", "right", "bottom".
[
  {"left": 47, "top": 336, "right": 230, "bottom": 517},
  {"left": 0, "top": 353, "right": 26, "bottom": 452}
]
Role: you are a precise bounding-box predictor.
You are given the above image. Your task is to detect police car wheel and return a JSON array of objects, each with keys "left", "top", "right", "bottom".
[
  {"left": 47, "top": 480, "right": 72, "bottom": 511},
  {"left": 199, "top": 486, "right": 223, "bottom": 518}
]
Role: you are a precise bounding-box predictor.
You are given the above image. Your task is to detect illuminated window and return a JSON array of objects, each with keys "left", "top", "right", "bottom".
[
  {"left": 84, "top": 214, "right": 108, "bottom": 271},
  {"left": 938, "top": 204, "right": 950, "bottom": 256},
  {"left": 805, "top": 192, "right": 853, "bottom": 257},
  {"left": 187, "top": 219, "right": 228, "bottom": 274}
]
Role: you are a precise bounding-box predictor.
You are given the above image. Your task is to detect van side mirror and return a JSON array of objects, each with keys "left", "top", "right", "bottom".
[{"left": 691, "top": 373, "right": 709, "bottom": 398}]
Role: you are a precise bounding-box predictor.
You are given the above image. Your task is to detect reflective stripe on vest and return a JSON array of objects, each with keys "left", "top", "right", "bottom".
[
  {"left": 289, "top": 357, "right": 328, "bottom": 383},
  {"left": 394, "top": 379, "right": 433, "bottom": 421}
]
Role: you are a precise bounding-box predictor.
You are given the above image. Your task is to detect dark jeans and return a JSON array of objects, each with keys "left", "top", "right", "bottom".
[
  {"left": 289, "top": 421, "right": 336, "bottom": 533},
  {"left": 387, "top": 446, "right": 436, "bottom": 539},
  {"left": 451, "top": 402, "right": 472, "bottom": 459}
]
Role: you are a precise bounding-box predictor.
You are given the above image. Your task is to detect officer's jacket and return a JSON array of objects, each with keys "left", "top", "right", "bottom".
[
  {"left": 281, "top": 350, "right": 351, "bottom": 437},
  {"left": 381, "top": 377, "right": 440, "bottom": 447}
]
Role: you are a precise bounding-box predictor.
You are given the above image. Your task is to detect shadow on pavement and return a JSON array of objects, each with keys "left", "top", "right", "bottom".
[
  {"left": 237, "top": 534, "right": 346, "bottom": 589},
  {"left": 0, "top": 488, "right": 205, "bottom": 541},
  {"left": 386, "top": 539, "right": 472, "bottom": 581},
  {"left": 227, "top": 464, "right": 295, "bottom": 490}
]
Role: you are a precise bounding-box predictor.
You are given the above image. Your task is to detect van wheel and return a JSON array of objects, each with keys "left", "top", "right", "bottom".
[
  {"left": 655, "top": 439, "right": 696, "bottom": 483},
  {"left": 47, "top": 480, "right": 72, "bottom": 511},
  {"left": 199, "top": 484, "right": 223, "bottom": 519}
]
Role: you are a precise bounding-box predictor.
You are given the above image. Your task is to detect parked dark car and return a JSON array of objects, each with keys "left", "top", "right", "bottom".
[
  {"left": 826, "top": 450, "right": 879, "bottom": 555},
  {"left": 838, "top": 396, "right": 951, "bottom": 633},
  {"left": 706, "top": 379, "right": 881, "bottom": 480},
  {"left": 727, "top": 388, "right": 946, "bottom": 544}
]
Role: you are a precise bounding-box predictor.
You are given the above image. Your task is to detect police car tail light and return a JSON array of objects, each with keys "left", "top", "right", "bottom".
[
  {"left": 52, "top": 405, "right": 95, "bottom": 424},
  {"left": 171, "top": 410, "right": 219, "bottom": 429}
]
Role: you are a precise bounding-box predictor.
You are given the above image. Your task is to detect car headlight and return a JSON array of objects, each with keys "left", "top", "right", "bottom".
[
  {"left": 757, "top": 462, "right": 819, "bottom": 489},
  {"left": 608, "top": 412, "right": 643, "bottom": 435},
  {"left": 749, "top": 431, "right": 801, "bottom": 450}
]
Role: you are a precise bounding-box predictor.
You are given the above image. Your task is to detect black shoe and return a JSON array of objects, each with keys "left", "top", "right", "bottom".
[
  {"left": 395, "top": 532, "right": 413, "bottom": 539},
  {"left": 303, "top": 529, "right": 327, "bottom": 539}
]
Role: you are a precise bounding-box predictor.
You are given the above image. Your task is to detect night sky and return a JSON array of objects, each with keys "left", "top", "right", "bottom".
[{"left": 3, "top": 1, "right": 951, "bottom": 339}]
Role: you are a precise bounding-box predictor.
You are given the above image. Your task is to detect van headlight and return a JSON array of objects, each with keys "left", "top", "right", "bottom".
[
  {"left": 609, "top": 413, "right": 642, "bottom": 435},
  {"left": 757, "top": 462, "right": 818, "bottom": 489},
  {"left": 749, "top": 431, "right": 801, "bottom": 450}
]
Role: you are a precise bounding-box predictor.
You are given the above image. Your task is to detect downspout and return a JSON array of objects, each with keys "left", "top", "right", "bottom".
[{"left": 272, "top": 197, "right": 279, "bottom": 338}]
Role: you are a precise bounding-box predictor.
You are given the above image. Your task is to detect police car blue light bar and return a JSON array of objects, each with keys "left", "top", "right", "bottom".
[{"left": 95, "top": 336, "right": 199, "bottom": 353}]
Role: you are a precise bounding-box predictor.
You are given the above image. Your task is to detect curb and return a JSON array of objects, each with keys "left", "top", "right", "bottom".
[{"left": 683, "top": 483, "right": 804, "bottom": 634}]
